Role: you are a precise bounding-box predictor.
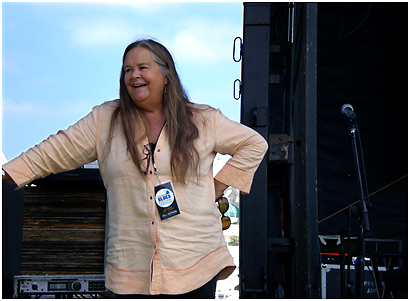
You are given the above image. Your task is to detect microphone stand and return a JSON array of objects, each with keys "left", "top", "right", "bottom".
[{"left": 347, "top": 118, "right": 370, "bottom": 298}]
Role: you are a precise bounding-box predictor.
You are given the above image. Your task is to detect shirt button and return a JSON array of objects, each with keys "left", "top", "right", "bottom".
[
  {"left": 152, "top": 221, "right": 154, "bottom": 225},
  {"left": 150, "top": 196, "right": 153, "bottom": 200},
  {"left": 150, "top": 170, "right": 153, "bottom": 174}
]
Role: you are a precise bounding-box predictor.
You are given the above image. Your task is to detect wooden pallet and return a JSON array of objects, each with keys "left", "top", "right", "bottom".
[{"left": 20, "top": 169, "right": 107, "bottom": 275}]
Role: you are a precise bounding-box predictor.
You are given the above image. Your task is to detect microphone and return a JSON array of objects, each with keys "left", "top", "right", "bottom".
[{"left": 341, "top": 103, "right": 356, "bottom": 120}]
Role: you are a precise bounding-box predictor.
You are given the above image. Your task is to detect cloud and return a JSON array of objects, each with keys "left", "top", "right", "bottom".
[
  {"left": 61, "top": 7, "right": 241, "bottom": 65},
  {"left": 101, "top": 2, "right": 176, "bottom": 14},
  {"left": 61, "top": 3, "right": 180, "bottom": 49},
  {"left": 169, "top": 18, "right": 241, "bottom": 65},
  {"left": 64, "top": 17, "right": 138, "bottom": 48},
  {"left": 3, "top": 98, "right": 96, "bottom": 121},
  {"left": 2, "top": 49, "right": 37, "bottom": 75},
  {"left": 2, "top": 99, "right": 45, "bottom": 117}
]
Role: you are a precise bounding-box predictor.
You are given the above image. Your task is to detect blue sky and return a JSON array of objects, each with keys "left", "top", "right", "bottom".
[{"left": 1, "top": 2, "right": 243, "bottom": 161}]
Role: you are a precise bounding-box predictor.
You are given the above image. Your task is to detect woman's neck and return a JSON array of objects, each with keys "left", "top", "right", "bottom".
[{"left": 143, "top": 110, "right": 165, "bottom": 143}]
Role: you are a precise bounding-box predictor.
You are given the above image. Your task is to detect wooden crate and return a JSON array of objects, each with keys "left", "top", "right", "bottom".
[{"left": 21, "top": 168, "right": 107, "bottom": 275}]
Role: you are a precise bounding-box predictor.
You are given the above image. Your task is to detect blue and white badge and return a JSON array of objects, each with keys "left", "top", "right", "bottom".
[
  {"left": 154, "top": 180, "right": 180, "bottom": 220},
  {"left": 155, "top": 188, "right": 174, "bottom": 208}
]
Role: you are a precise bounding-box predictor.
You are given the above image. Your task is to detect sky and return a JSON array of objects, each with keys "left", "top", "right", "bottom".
[{"left": 1, "top": 1, "right": 243, "bottom": 162}]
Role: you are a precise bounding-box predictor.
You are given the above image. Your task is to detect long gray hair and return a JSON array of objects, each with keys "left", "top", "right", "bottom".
[{"left": 106, "top": 39, "right": 201, "bottom": 183}]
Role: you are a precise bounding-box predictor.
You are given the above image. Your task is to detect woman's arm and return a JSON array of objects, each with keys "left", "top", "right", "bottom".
[
  {"left": 214, "top": 178, "right": 228, "bottom": 199},
  {"left": 2, "top": 171, "right": 15, "bottom": 185},
  {"left": 2, "top": 105, "right": 101, "bottom": 189},
  {"left": 213, "top": 109, "right": 268, "bottom": 194}
]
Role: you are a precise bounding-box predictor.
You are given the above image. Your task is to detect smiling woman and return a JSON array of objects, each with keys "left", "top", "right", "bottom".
[
  {"left": 107, "top": 39, "right": 205, "bottom": 185},
  {"left": 123, "top": 47, "right": 169, "bottom": 111},
  {"left": 2, "top": 3, "right": 248, "bottom": 298},
  {"left": 2, "top": 38, "right": 269, "bottom": 297}
]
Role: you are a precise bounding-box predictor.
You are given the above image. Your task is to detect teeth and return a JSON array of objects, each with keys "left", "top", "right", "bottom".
[{"left": 133, "top": 84, "right": 146, "bottom": 88}]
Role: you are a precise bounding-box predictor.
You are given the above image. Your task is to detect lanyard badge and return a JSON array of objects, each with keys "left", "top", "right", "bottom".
[
  {"left": 154, "top": 180, "right": 180, "bottom": 220},
  {"left": 148, "top": 140, "right": 180, "bottom": 220}
]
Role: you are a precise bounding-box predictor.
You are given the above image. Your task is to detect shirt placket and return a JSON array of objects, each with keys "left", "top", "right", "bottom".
[{"left": 145, "top": 133, "right": 165, "bottom": 295}]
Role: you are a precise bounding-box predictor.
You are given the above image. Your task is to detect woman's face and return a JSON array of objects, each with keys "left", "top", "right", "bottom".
[{"left": 123, "top": 46, "right": 168, "bottom": 112}]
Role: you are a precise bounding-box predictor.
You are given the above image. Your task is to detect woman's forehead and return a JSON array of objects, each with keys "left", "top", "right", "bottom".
[{"left": 124, "top": 47, "right": 154, "bottom": 64}]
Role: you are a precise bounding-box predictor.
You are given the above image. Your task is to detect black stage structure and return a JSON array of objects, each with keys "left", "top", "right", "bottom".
[
  {"left": 3, "top": 2, "right": 408, "bottom": 299},
  {"left": 238, "top": 2, "right": 407, "bottom": 299}
]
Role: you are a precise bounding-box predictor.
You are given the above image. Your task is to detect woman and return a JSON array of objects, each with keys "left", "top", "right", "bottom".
[{"left": 3, "top": 39, "right": 268, "bottom": 298}]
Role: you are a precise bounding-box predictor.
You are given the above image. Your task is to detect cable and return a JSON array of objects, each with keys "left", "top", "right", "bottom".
[{"left": 318, "top": 175, "right": 407, "bottom": 224}]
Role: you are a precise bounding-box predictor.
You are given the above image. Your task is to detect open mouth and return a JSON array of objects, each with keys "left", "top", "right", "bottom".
[{"left": 133, "top": 84, "right": 147, "bottom": 88}]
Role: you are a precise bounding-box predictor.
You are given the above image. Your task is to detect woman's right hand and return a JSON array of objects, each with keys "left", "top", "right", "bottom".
[{"left": 2, "top": 171, "right": 15, "bottom": 185}]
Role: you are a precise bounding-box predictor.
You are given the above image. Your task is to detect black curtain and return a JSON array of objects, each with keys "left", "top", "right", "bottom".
[{"left": 317, "top": 3, "right": 408, "bottom": 250}]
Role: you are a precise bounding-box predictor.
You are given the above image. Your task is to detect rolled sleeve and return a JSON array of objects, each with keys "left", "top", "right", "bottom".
[
  {"left": 3, "top": 157, "right": 36, "bottom": 189},
  {"left": 3, "top": 105, "right": 100, "bottom": 189},
  {"left": 213, "top": 109, "right": 268, "bottom": 194}
]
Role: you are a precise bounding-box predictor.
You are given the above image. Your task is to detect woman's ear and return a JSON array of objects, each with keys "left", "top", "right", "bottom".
[{"left": 164, "top": 76, "right": 169, "bottom": 85}]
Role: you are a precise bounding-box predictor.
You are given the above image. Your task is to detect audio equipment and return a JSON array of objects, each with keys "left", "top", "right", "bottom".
[{"left": 13, "top": 274, "right": 114, "bottom": 298}]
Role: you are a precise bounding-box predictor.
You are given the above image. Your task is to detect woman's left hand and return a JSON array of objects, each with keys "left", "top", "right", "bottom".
[
  {"left": 2, "top": 171, "right": 15, "bottom": 185},
  {"left": 214, "top": 179, "right": 228, "bottom": 200}
]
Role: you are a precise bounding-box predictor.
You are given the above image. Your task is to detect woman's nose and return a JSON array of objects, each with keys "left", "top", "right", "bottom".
[{"left": 130, "top": 69, "right": 141, "bottom": 79}]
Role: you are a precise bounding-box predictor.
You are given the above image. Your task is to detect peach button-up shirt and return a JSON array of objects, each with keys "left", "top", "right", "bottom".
[{"left": 3, "top": 100, "right": 268, "bottom": 295}]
